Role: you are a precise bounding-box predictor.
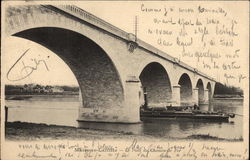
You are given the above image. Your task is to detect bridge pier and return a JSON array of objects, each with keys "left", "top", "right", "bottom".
[
  {"left": 124, "top": 76, "right": 141, "bottom": 123},
  {"left": 193, "top": 88, "right": 199, "bottom": 105},
  {"left": 77, "top": 76, "right": 141, "bottom": 123},
  {"left": 204, "top": 89, "right": 209, "bottom": 104},
  {"left": 172, "top": 85, "right": 181, "bottom": 106},
  {"left": 208, "top": 91, "right": 214, "bottom": 112}
]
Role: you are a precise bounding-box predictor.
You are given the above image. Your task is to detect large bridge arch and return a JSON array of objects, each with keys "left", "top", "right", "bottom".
[
  {"left": 139, "top": 62, "right": 172, "bottom": 107},
  {"left": 178, "top": 73, "right": 193, "bottom": 105},
  {"left": 10, "top": 27, "right": 125, "bottom": 122},
  {"left": 4, "top": 5, "right": 127, "bottom": 86}
]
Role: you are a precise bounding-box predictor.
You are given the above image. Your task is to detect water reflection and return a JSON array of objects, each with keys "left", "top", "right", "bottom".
[{"left": 140, "top": 118, "right": 229, "bottom": 138}]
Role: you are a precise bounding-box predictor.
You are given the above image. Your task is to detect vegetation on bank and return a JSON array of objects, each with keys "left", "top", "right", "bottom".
[
  {"left": 5, "top": 84, "right": 79, "bottom": 95},
  {"left": 187, "top": 134, "right": 243, "bottom": 141},
  {"left": 5, "top": 82, "right": 244, "bottom": 99},
  {"left": 214, "top": 82, "right": 243, "bottom": 97}
]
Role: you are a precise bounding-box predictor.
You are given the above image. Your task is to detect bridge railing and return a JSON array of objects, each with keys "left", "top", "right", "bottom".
[{"left": 53, "top": 5, "right": 129, "bottom": 40}]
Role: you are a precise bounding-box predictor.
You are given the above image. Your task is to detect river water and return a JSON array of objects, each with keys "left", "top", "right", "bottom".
[{"left": 5, "top": 95, "right": 243, "bottom": 139}]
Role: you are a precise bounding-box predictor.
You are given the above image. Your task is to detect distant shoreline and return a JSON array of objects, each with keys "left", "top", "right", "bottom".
[
  {"left": 5, "top": 94, "right": 243, "bottom": 100},
  {"left": 213, "top": 97, "right": 243, "bottom": 100},
  {"left": 213, "top": 94, "right": 243, "bottom": 100},
  {"left": 5, "top": 94, "right": 78, "bottom": 100}
]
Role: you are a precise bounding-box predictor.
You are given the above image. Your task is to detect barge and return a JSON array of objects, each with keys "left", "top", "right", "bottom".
[
  {"left": 139, "top": 87, "right": 235, "bottom": 122},
  {"left": 140, "top": 106, "right": 235, "bottom": 122}
]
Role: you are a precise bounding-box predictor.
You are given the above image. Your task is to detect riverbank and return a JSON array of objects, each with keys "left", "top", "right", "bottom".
[
  {"left": 5, "top": 122, "right": 243, "bottom": 142},
  {"left": 213, "top": 94, "right": 243, "bottom": 99},
  {"left": 5, "top": 94, "right": 78, "bottom": 100}
]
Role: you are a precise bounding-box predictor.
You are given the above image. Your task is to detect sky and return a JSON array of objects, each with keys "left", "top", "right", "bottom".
[
  {"left": 2, "top": 1, "right": 249, "bottom": 88},
  {"left": 2, "top": 37, "right": 78, "bottom": 86}
]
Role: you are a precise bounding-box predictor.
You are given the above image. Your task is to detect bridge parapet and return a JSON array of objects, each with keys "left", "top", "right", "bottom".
[{"left": 52, "top": 5, "right": 129, "bottom": 40}]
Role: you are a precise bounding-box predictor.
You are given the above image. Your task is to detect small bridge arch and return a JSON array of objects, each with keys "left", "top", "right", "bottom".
[
  {"left": 178, "top": 73, "right": 193, "bottom": 105},
  {"left": 139, "top": 62, "right": 172, "bottom": 107}
]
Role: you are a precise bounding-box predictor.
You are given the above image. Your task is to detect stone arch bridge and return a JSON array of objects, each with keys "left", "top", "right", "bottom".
[{"left": 4, "top": 5, "right": 216, "bottom": 123}]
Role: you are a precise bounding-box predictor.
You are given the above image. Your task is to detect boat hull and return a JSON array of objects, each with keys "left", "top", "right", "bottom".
[{"left": 140, "top": 110, "right": 229, "bottom": 121}]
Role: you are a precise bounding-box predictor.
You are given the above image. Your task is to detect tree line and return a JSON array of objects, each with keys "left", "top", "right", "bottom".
[
  {"left": 214, "top": 82, "right": 243, "bottom": 96},
  {"left": 5, "top": 84, "right": 79, "bottom": 95}
]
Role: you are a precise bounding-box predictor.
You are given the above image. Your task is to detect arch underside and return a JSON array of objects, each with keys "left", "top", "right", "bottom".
[
  {"left": 13, "top": 27, "right": 124, "bottom": 109},
  {"left": 139, "top": 62, "right": 172, "bottom": 107},
  {"left": 178, "top": 74, "right": 192, "bottom": 105}
]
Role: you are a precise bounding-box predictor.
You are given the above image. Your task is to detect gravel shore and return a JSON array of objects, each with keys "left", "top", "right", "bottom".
[
  {"left": 5, "top": 122, "right": 243, "bottom": 142},
  {"left": 5, "top": 122, "right": 161, "bottom": 141}
]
